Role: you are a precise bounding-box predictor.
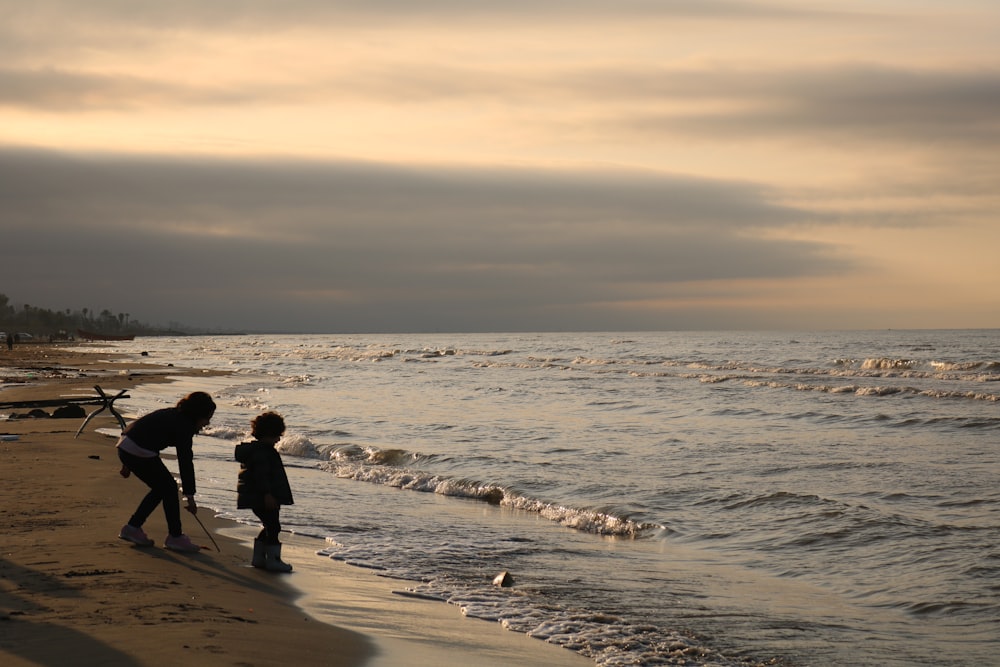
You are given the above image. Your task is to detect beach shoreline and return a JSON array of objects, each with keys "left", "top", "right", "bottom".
[{"left": 0, "top": 342, "right": 591, "bottom": 667}]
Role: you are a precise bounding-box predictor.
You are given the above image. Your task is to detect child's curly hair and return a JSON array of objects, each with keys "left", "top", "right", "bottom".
[{"left": 252, "top": 411, "right": 286, "bottom": 439}]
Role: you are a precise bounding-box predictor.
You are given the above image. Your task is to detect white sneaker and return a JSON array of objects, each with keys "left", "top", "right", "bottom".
[{"left": 119, "top": 524, "right": 153, "bottom": 546}]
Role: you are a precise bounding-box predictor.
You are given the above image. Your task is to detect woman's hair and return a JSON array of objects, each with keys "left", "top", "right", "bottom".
[
  {"left": 176, "top": 391, "right": 217, "bottom": 421},
  {"left": 252, "top": 411, "right": 286, "bottom": 439}
]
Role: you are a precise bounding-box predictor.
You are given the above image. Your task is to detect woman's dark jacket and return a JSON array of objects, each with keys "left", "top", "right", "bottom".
[
  {"left": 234, "top": 440, "right": 294, "bottom": 509},
  {"left": 124, "top": 407, "right": 200, "bottom": 497}
]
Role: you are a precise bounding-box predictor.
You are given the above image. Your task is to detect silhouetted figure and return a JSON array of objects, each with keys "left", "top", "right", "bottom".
[
  {"left": 116, "top": 392, "right": 217, "bottom": 552},
  {"left": 235, "top": 412, "right": 295, "bottom": 572}
]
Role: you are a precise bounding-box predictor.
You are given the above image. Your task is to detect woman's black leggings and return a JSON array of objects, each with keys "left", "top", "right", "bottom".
[{"left": 118, "top": 449, "right": 183, "bottom": 537}]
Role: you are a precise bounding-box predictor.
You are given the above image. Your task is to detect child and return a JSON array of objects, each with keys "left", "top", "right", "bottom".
[{"left": 235, "top": 411, "right": 294, "bottom": 572}]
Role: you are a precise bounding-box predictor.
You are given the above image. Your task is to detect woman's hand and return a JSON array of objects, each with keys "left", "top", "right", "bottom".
[{"left": 184, "top": 495, "right": 198, "bottom": 515}]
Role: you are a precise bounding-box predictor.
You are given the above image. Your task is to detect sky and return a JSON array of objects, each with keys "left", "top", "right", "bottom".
[{"left": 2, "top": 1, "right": 999, "bottom": 333}]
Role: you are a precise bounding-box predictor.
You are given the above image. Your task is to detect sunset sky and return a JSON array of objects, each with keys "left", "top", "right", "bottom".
[{"left": 2, "top": 1, "right": 998, "bottom": 333}]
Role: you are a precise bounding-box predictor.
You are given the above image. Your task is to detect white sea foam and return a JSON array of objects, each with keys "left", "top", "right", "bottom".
[{"left": 278, "top": 433, "right": 322, "bottom": 458}]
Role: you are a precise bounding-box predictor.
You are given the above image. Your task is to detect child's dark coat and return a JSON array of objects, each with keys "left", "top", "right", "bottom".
[{"left": 234, "top": 440, "right": 294, "bottom": 509}]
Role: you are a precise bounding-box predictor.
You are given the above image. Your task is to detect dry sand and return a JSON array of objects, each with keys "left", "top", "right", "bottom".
[{"left": 0, "top": 343, "right": 591, "bottom": 667}]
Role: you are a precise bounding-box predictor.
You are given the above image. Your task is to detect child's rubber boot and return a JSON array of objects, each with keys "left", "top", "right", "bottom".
[
  {"left": 252, "top": 537, "right": 267, "bottom": 568},
  {"left": 265, "top": 542, "right": 293, "bottom": 573}
]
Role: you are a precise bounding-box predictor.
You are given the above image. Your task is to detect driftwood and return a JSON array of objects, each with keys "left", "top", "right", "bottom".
[
  {"left": 74, "top": 386, "right": 129, "bottom": 437},
  {"left": 0, "top": 385, "right": 130, "bottom": 436},
  {"left": 0, "top": 395, "right": 128, "bottom": 409}
]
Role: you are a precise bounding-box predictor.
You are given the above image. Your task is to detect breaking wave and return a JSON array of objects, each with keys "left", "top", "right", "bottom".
[{"left": 319, "top": 444, "right": 658, "bottom": 538}]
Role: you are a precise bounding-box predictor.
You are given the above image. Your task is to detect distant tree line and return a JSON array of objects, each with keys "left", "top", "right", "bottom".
[{"left": 0, "top": 292, "right": 188, "bottom": 339}]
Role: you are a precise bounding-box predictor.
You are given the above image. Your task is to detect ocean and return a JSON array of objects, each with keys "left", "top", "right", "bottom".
[{"left": 86, "top": 330, "right": 999, "bottom": 666}]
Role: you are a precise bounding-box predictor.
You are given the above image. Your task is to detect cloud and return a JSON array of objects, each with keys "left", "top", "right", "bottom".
[
  {"left": 4, "top": 58, "right": 996, "bottom": 162},
  {"left": 0, "top": 67, "right": 274, "bottom": 112},
  {"left": 619, "top": 66, "right": 1000, "bottom": 146},
  {"left": 0, "top": 1, "right": 879, "bottom": 75},
  {"left": 0, "top": 147, "right": 848, "bottom": 332},
  {"left": 5, "top": 1, "right": 853, "bottom": 31}
]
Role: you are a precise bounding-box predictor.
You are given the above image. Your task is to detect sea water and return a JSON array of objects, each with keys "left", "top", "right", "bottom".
[{"left": 82, "top": 331, "right": 999, "bottom": 666}]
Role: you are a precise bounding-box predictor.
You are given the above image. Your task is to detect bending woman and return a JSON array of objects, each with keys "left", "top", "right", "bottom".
[{"left": 117, "top": 391, "right": 216, "bottom": 552}]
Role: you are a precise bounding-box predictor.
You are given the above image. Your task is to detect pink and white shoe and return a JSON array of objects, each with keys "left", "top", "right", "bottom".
[
  {"left": 164, "top": 534, "right": 202, "bottom": 553},
  {"left": 119, "top": 524, "right": 154, "bottom": 546}
]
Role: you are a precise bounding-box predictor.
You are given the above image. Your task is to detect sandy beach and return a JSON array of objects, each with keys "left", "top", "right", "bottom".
[{"left": 0, "top": 343, "right": 591, "bottom": 667}]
